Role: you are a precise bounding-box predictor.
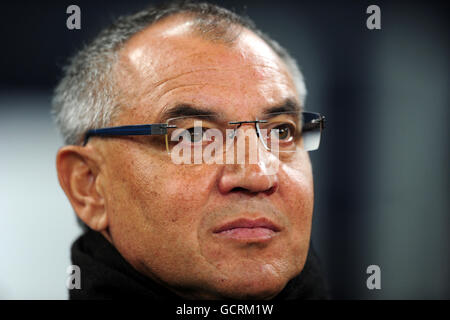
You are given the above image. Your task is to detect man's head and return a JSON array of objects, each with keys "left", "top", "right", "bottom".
[{"left": 54, "top": 2, "right": 314, "bottom": 299}]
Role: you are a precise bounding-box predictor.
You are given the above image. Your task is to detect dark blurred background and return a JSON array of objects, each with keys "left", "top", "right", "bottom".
[{"left": 0, "top": 0, "right": 448, "bottom": 299}]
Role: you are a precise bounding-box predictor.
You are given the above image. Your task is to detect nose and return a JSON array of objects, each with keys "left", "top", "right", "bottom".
[
  {"left": 218, "top": 160, "right": 279, "bottom": 195},
  {"left": 218, "top": 125, "right": 280, "bottom": 195}
]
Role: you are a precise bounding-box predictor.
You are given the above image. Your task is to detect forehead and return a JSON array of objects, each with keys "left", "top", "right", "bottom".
[{"left": 115, "top": 15, "right": 298, "bottom": 123}]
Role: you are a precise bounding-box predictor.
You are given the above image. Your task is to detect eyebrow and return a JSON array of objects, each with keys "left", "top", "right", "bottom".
[
  {"left": 262, "top": 98, "right": 302, "bottom": 115},
  {"left": 159, "top": 104, "right": 221, "bottom": 122},
  {"left": 158, "top": 98, "right": 301, "bottom": 122}
]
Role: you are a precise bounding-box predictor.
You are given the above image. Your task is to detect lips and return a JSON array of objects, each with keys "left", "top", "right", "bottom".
[{"left": 213, "top": 218, "right": 281, "bottom": 241}]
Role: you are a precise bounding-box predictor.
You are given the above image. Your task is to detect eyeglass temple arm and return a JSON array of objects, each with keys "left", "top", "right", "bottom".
[
  {"left": 83, "top": 123, "right": 176, "bottom": 146},
  {"left": 302, "top": 115, "right": 326, "bottom": 133}
]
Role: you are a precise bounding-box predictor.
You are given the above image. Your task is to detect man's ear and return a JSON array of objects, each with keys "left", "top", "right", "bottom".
[{"left": 56, "top": 145, "right": 108, "bottom": 231}]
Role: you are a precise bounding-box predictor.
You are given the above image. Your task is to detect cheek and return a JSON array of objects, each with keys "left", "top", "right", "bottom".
[
  {"left": 279, "top": 154, "right": 314, "bottom": 242},
  {"left": 102, "top": 145, "right": 219, "bottom": 271},
  {"left": 106, "top": 158, "right": 214, "bottom": 232}
]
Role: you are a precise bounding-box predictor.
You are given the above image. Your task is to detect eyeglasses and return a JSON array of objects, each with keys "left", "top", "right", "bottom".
[{"left": 83, "top": 111, "right": 325, "bottom": 162}]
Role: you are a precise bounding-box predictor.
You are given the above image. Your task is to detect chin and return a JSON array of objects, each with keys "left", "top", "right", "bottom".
[
  {"left": 208, "top": 270, "right": 291, "bottom": 300},
  {"left": 219, "top": 280, "right": 286, "bottom": 300}
]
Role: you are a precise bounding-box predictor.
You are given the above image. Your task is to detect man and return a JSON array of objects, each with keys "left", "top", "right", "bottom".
[{"left": 54, "top": 1, "right": 328, "bottom": 299}]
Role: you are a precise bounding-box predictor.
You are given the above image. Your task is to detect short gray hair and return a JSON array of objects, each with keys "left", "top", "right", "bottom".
[{"left": 52, "top": 1, "right": 307, "bottom": 145}]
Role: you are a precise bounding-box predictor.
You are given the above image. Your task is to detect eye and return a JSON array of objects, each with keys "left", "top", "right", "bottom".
[
  {"left": 270, "top": 123, "right": 295, "bottom": 141},
  {"left": 186, "top": 127, "right": 206, "bottom": 143}
]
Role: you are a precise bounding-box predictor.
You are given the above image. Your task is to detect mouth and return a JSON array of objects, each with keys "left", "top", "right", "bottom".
[{"left": 212, "top": 217, "right": 281, "bottom": 241}]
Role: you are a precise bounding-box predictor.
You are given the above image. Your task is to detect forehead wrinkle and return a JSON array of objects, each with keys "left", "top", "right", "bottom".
[
  {"left": 155, "top": 83, "right": 238, "bottom": 103},
  {"left": 121, "top": 35, "right": 292, "bottom": 102},
  {"left": 149, "top": 55, "right": 275, "bottom": 90},
  {"left": 141, "top": 65, "right": 295, "bottom": 123},
  {"left": 151, "top": 67, "right": 221, "bottom": 90},
  {"left": 140, "top": 68, "right": 224, "bottom": 104},
  {"left": 122, "top": 33, "right": 237, "bottom": 79},
  {"left": 128, "top": 44, "right": 288, "bottom": 89},
  {"left": 146, "top": 62, "right": 290, "bottom": 99}
]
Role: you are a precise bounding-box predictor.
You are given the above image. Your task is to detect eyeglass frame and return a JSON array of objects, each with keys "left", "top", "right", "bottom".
[{"left": 82, "top": 111, "right": 326, "bottom": 153}]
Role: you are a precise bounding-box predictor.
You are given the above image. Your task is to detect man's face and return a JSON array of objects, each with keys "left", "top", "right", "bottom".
[{"left": 94, "top": 17, "right": 314, "bottom": 299}]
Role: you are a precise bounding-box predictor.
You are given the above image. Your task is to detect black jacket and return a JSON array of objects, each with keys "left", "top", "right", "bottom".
[{"left": 70, "top": 229, "right": 329, "bottom": 300}]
